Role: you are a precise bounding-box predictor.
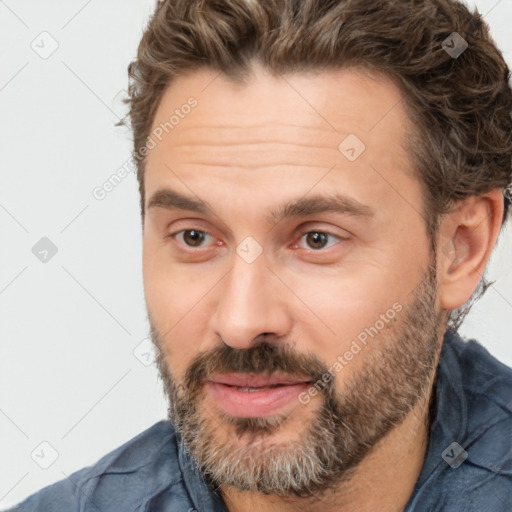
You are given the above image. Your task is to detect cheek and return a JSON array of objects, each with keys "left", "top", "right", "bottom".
[
  {"left": 143, "top": 236, "right": 194, "bottom": 322},
  {"left": 289, "top": 265, "right": 405, "bottom": 372},
  {"left": 143, "top": 244, "right": 219, "bottom": 374},
  {"left": 290, "top": 262, "right": 402, "bottom": 328}
]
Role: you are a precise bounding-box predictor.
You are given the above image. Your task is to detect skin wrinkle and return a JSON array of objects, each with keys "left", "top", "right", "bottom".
[
  {"left": 175, "top": 137, "right": 339, "bottom": 148},
  {"left": 171, "top": 151, "right": 347, "bottom": 169},
  {"left": 141, "top": 66, "right": 470, "bottom": 512},
  {"left": 168, "top": 162, "right": 338, "bottom": 169},
  {"left": 168, "top": 123, "right": 407, "bottom": 176}
]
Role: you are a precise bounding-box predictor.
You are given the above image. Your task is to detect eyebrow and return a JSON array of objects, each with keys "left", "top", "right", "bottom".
[{"left": 147, "top": 188, "right": 374, "bottom": 225}]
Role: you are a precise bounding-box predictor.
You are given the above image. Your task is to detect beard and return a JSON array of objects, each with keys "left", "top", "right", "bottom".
[{"left": 150, "top": 260, "right": 443, "bottom": 499}]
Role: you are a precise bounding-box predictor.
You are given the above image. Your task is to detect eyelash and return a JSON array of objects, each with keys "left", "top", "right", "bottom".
[{"left": 168, "top": 228, "right": 344, "bottom": 252}]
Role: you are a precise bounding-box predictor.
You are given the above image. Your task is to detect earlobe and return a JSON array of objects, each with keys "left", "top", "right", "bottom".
[{"left": 438, "top": 190, "right": 504, "bottom": 311}]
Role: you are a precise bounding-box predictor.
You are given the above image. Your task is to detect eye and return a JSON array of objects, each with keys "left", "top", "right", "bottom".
[
  {"left": 297, "top": 231, "right": 342, "bottom": 251},
  {"left": 171, "top": 229, "right": 214, "bottom": 248}
]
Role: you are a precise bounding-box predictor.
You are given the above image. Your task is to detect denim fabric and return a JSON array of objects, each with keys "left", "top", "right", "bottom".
[{"left": 9, "top": 330, "right": 511, "bottom": 511}]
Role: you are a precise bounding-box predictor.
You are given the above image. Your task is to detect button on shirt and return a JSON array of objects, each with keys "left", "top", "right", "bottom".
[{"left": 8, "top": 330, "right": 512, "bottom": 511}]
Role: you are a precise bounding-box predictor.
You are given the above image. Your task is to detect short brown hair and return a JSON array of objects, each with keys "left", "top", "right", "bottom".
[{"left": 122, "top": 0, "right": 512, "bottom": 329}]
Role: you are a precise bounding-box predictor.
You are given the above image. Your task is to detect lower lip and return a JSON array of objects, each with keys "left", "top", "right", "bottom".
[{"left": 206, "top": 381, "right": 310, "bottom": 417}]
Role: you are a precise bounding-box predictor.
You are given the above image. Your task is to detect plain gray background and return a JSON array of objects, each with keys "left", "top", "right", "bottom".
[{"left": 1, "top": 0, "right": 511, "bottom": 508}]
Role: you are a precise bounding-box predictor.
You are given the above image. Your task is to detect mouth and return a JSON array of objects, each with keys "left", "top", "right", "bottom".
[
  {"left": 205, "top": 373, "right": 313, "bottom": 418},
  {"left": 210, "top": 373, "right": 312, "bottom": 387}
]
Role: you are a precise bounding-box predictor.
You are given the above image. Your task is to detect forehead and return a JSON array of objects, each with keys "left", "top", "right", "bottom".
[
  {"left": 153, "top": 62, "right": 406, "bottom": 121},
  {"left": 144, "top": 63, "right": 422, "bottom": 223}
]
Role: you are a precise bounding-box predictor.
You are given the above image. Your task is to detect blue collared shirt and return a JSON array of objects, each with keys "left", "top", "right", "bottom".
[{"left": 8, "top": 330, "right": 512, "bottom": 511}]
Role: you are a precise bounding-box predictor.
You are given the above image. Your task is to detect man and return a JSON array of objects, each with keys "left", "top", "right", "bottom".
[{"left": 10, "top": 0, "right": 512, "bottom": 510}]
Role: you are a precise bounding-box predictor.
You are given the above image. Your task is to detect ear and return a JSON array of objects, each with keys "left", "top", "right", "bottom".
[{"left": 437, "top": 189, "right": 505, "bottom": 311}]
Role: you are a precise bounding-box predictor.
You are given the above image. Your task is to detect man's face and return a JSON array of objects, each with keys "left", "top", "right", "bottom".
[{"left": 142, "top": 64, "right": 444, "bottom": 496}]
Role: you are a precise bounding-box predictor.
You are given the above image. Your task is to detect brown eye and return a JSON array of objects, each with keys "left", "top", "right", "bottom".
[
  {"left": 299, "top": 231, "right": 341, "bottom": 250},
  {"left": 305, "top": 232, "right": 329, "bottom": 249},
  {"left": 175, "top": 229, "right": 210, "bottom": 247}
]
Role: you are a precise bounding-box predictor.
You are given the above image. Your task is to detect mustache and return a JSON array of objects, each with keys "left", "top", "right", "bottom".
[{"left": 182, "top": 340, "right": 330, "bottom": 395}]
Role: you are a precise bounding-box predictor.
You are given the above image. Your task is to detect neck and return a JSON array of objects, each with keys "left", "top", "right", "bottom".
[{"left": 220, "top": 382, "right": 435, "bottom": 512}]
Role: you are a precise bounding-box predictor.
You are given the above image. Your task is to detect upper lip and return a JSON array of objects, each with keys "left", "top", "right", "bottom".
[{"left": 208, "top": 373, "right": 312, "bottom": 388}]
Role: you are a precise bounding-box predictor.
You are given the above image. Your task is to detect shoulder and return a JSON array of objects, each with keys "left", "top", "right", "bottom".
[
  {"left": 440, "top": 335, "right": 511, "bottom": 509},
  {"left": 7, "top": 420, "right": 187, "bottom": 512},
  {"left": 450, "top": 334, "right": 512, "bottom": 394},
  {"left": 406, "top": 334, "right": 512, "bottom": 511},
  {"left": 449, "top": 334, "right": 512, "bottom": 444}
]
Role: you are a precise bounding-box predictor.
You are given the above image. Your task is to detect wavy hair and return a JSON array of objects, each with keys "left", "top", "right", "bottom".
[{"left": 121, "top": 0, "right": 512, "bottom": 330}]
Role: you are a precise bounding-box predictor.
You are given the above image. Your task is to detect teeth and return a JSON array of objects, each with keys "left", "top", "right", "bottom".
[{"left": 236, "top": 385, "right": 279, "bottom": 391}]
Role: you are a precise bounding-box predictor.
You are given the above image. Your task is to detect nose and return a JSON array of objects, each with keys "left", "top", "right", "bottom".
[{"left": 210, "top": 252, "right": 292, "bottom": 350}]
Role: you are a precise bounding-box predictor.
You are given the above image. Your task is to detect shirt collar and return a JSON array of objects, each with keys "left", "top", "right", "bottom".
[
  {"left": 177, "top": 433, "right": 229, "bottom": 511},
  {"left": 410, "top": 329, "right": 468, "bottom": 489}
]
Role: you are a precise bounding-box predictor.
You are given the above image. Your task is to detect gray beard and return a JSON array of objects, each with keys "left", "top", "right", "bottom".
[{"left": 150, "top": 261, "right": 442, "bottom": 498}]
